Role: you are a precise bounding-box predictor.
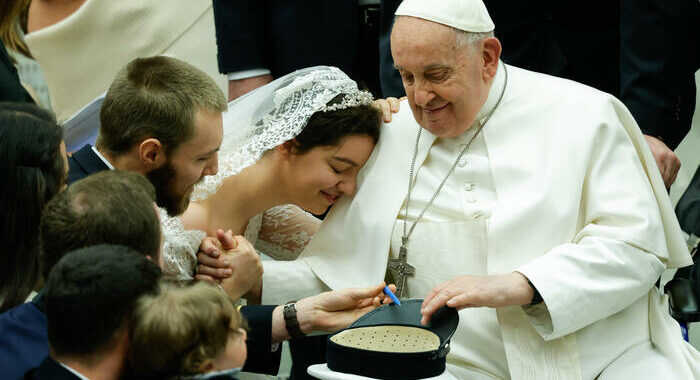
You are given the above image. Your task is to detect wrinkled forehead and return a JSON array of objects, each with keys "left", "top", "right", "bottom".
[
  {"left": 391, "top": 17, "right": 462, "bottom": 68},
  {"left": 391, "top": 16, "right": 457, "bottom": 45}
]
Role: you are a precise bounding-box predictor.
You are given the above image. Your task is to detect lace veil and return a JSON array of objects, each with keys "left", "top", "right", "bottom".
[{"left": 192, "top": 66, "right": 374, "bottom": 201}]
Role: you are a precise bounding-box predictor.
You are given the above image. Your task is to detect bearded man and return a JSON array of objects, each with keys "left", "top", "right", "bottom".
[{"left": 243, "top": 0, "right": 700, "bottom": 378}]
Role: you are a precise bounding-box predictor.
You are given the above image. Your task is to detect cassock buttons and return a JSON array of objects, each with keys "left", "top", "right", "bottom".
[
  {"left": 463, "top": 183, "right": 474, "bottom": 191},
  {"left": 457, "top": 157, "right": 468, "bottom": 167}
]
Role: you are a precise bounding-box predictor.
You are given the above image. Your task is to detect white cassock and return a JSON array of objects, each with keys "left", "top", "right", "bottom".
[{"left": 262, "top": 63, "right": 700, "bottom": 379}]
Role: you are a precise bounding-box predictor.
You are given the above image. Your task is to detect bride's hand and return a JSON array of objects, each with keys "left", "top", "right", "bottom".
[
  {"left": 373, "top": 97, "right": 403, "bottom": 122},
  {"left": 195, "top": 231, "right": 234, "bottom": 283}
]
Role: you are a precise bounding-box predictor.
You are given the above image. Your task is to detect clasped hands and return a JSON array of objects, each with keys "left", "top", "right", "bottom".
[{"left": 195, "top": 229, "right": 263, "bottom": 302}]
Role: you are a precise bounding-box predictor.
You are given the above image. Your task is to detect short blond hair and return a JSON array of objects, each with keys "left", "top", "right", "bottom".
[{"left": 129, "top": 282, "right": 245, "bottom": 378}]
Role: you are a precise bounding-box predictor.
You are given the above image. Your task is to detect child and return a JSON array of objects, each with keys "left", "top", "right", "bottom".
[{"left": 129, "top": 282, "right": 247, "bottom": 379}]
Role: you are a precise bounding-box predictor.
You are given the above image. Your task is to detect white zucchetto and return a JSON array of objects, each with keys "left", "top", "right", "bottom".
[{"left": 395, "top": 0, "right": 495, "bottom": 33}]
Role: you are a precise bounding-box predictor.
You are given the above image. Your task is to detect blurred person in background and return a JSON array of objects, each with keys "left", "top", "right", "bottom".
[{"left": 0, "top": 102, "right": 67, "bottom": 313}]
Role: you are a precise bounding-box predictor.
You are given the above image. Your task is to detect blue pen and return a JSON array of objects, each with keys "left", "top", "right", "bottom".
[{"left": 383, "top": 285, "right": 401, "bottom": 306}]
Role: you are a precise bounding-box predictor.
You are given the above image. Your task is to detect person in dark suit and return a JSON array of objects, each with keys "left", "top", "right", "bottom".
[
  {"left": 66, "top": 143, "right": 110, "bottom": 184},
  {"left": 212, "top": 0, "right": 405, "bottom": 99},
  {"left": 483, "top": 0, "right": 700, "bottom": 188},
  {"left": 66, "top": 56, "right": 225, "bottom": 220},
  {"left": 0, "top": 40, "right": 34, "bottom": 103},
  {"left": 0, "top": 171, "right": 162, "bottom": 379},
  {"left": 24, "top": 245, "right": 162, "bottom": 379}
]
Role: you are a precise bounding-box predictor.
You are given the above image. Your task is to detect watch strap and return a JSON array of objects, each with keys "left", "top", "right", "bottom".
[{"left": 283, "top": 301, "right": 305, "bottom": 339}]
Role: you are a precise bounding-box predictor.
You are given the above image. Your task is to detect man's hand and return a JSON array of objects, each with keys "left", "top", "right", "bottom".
[
  {"left": 373, "top": 97, "right": 404, "bottom": 122},
  {"left": 644, "top": 134, "right": 681, "bottom": 188},
  {"left": 228, "top": 74, "right": 274, "bottom": 101},
  {"left": 295, "top": 283, "right": 396, "bottom": 334},
  {"left": 218, "top": 236, "right": 263, "bottom": 302},
  {"left": 420, "top": 272, "right": 533, "bottom": 325}
]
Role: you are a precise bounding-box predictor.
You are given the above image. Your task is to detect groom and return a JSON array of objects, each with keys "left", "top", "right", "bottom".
[{"left": 67, "top": 55, "right": 225, "bottom": 217}]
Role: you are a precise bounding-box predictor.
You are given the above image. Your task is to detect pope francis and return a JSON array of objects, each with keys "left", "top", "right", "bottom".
[{"left": 250, "top": 0, "right": 700, "bottom": 378}]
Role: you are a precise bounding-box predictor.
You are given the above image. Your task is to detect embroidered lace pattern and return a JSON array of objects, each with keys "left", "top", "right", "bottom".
[
  {"left": 255, "top": 204, "right": 321, "bottom": 260},
  {"left": 159, "top": 208, "right": 206, "bottom": 282}
]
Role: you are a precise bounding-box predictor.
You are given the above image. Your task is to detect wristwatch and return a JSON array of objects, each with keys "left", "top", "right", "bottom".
[
  {"left": 527, "top": 279, "right": 543, "bottom": 305},
  {"left": 283, "top": 301, "right": 306, "bottom": 339}
]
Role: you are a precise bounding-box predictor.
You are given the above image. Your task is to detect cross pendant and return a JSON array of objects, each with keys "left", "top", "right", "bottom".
[{"left": 388, "top": 244, "right": 415, "bottom": 298}]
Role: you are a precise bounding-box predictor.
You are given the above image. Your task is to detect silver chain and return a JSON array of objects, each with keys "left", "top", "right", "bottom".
[{"left": 402, "top": 64, "right": 509, "bottom": 244}]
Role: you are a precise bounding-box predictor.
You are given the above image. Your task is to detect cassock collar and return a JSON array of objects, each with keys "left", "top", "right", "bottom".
[{"left": 475, "top": 61, "right": 506, "bottom": 125}]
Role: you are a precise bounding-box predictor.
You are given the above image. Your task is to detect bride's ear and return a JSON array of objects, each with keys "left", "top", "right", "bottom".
[{"left": 277, "top": 140, "right": 296, "bottom": 160}]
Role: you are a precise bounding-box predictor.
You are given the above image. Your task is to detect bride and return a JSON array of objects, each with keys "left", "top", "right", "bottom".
[{"left": 161, "top": 66, "right": 390, "bottom": 283}]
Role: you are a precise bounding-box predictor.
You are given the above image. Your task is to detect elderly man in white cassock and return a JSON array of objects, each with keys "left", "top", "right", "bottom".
[{"left": 224, "top": 0, "right": 700, "bottom": 378}]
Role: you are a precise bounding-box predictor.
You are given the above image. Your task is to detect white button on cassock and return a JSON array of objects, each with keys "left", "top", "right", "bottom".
[
  {"left": 464, "top": 183, "right": 474, "bottom": 191},
  {"left": 458, "top": 157, "right": 468, "bottom": 167}
]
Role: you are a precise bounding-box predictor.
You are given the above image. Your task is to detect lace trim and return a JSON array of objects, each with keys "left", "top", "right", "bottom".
[{"left": 160, "top": 208, "right": 205, "bottom": 282}]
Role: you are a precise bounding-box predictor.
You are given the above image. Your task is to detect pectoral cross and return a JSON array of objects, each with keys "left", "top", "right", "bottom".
[{"left": 388, "top": 238, "right": 415, "bottom": 298}]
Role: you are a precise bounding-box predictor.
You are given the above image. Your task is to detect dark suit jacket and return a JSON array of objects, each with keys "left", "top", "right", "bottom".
[
  {"left": 24, "top": 356, "right": 80, "bottom": 380},
  {"left": 213, "top": 0, "right": 358, "bottom": 78},
  {"left": 66, "top": 144, "right": 110, "bottom": 185},
  {"left": 212, "top": 0, "right": 404, "bottom": 98},
  {"left": 239, "top": 305, "right": 282, "bottom": 375},
  {"left": 0, "top": 291, "right": 48, "bottom": 380},
  {"left": 0, "top": 40, "right": 34, "bottom": 103},
  {"left": 484, "top": 0, "right": 700, "bottom": 149}
]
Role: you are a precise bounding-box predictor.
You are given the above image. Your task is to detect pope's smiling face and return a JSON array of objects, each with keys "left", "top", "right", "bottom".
[{"left": 391, "top": 16, "right": 501, "bottom": 138}]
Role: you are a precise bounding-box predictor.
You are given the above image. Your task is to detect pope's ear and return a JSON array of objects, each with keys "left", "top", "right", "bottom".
[
  {"left": 481, "top": 37, "right": 502, "bottom": 79},
  {"left": 138, "top": 138, "right": 167, "bottom": 168}
]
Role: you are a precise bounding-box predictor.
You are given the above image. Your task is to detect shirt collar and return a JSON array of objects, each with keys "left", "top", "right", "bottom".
[
  {"left": 58, "top": 361, "right": 91, "bottom": 380},
  {"left": 91, "top": 146, "right": 114, "bottom": 170}
]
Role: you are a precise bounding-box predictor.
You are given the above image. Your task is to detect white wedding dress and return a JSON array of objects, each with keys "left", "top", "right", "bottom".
[{"left": 159, "top": 66, "right": 370, "bottom": 282}]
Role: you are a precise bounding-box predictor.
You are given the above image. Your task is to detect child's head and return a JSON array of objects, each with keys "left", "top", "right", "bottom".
[{"left": 129, "top": 282, "right": 247, "bottom": 378}]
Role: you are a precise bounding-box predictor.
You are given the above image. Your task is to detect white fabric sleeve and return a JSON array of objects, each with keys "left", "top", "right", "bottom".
[
  {"left": 261, "top": 258, "right": 330, "bottom": 305},
  {"left": 255, "top": 204, "right": 321, "bottom": 261},
  {"left": 227, "top": 68, "right": 271, "bottom": 81},
  {"left": 516, "top": 110, "right": 668, "bottom": 341}
]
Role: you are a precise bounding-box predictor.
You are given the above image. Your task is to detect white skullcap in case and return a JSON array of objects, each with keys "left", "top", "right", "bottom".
[{"left": 394, "top": 0, "right": 495, "bottom": 33}]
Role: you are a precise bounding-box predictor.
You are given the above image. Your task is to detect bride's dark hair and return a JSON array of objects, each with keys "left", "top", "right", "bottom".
[
  {"left": 290, "top": 94, "right": 381, "bottom": 155},
  {"left": 0, "top": 102, "right": 65, "bottom": 312}
]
